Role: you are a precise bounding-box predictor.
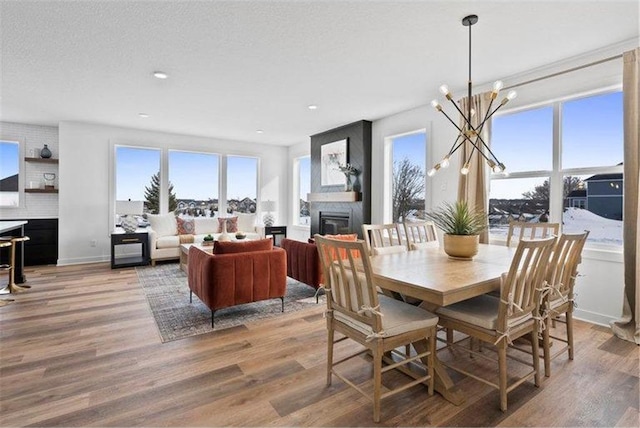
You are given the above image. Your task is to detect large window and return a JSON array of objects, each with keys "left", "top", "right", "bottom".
[
  {"left": 489, "top": 90, "right": 623, "bottom": 248},
  {"left": 0, "top": 141, "right": 20, "bottom": 207},
  {"left": 115, "top": 146, "right": 161, "bottom": 219},
  {"left": 169, "top": 151, "right": 219, "bottom": 218},
  {"left": 226, "top": 156, "right": 258, "bottom": 214},
  {"left": 295, "top": 156, "right": 310, "bottom": 226},
  {"left": 390, "top": 131, "right": 426, "bottom": 222}
]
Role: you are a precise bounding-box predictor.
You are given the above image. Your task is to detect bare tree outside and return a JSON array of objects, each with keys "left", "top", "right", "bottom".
[
  {"left": 522, "top": 176, "right": 583, "bottom": 200},
  {"left": 392, "top": 158, "right": 425, "bottom": 222}
]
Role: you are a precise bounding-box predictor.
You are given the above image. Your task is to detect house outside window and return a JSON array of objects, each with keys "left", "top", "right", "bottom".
[{"left": 169, "top": 150, "right": 219, "bottom": 218}]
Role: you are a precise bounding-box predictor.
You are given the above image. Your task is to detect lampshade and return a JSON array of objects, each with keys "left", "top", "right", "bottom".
[
  {"left": 116, "top": 200, "right": 144, "bottom": 215},
  {"left": 261, "top": 200, "right": 276, "bottom": 212}
]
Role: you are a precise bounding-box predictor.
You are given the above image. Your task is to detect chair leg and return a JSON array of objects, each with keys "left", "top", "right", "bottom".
[
  {"left": 498, "top": 341, "right": 508, "bottom": 412},
  {"left": 428, "top": 329, "right": 435, "bottom": 396},
  {"left": 531, "top": 329, "right": 540, "bottom": 387},
  {"left": 373, "top": 342, "right": 383, "bottom": 423},
  {"left": 543, "top": 314, "right": 551, "bottom": 377},
  {"left": 326, "top": 325, "right": 334, "bottom": 386},
  {"left": 190, "top": 290, "right": 193, "bottom": 303},
  {"left": 446, "top": 328, "right": 454, "bottom": 344},
  {"left": 567, "top": 310, "right": 574, "bottom": 360},
  {"left": 280, "top": 296, "right": 284, "bottom": 312},
  {"left": 211, "top": 310, "right": 215, "bottom": 328}
]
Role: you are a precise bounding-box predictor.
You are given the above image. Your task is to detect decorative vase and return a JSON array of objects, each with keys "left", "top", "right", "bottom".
[
  {"left": 443, "top": 234, "right": 479, "bottom": 260},
  {"left": 344, "top": 175, "right": 353, "bottom": 191},
  {"left": 121, "top": 215, "right": 138, "bottom": 233},
  {"left": 40, "top": 144, "right": 52, "bottom": 159},
  {"left": 218, "top": 220, "right": 231, "bottom": 242},
  {"left": 352, "top": 175, "right": 361, "bottom": 193}
]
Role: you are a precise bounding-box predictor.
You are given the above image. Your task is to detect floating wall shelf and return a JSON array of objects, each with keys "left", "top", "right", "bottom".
[
  {"left": 25, "top": 188, "right": 59, "bottom": 194},
  {"left": 25, "top": 157, "right": 59, "bottom": 164},
  {"left": 307, "top": 191, "right": 360, "bottom": 202}
]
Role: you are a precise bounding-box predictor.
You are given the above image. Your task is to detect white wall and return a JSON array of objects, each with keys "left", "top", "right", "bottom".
[
  {"left": 286, "top": 140, "right": 312, "bottom": 242},
  {"left": 0, "top": 121, "right": 59, "bottom": 219},
  {"left": 58, "top": 121, "right": 288, "bottom": 265}
]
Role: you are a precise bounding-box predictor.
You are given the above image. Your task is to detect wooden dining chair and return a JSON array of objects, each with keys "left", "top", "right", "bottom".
[
  {"left": 436, "top": 236, "right": 556, "bottom": 411},
  {"left": 361, "top": 223, "right": 406, "bottom": 256},
  {"left": 403, "top": 220, "right": 439, "bottom": 251},
  {"left": 506, "top": 221, "right": 559, "bottom": 247},
  {"left": 314, "top": 234, "right": 438, "bottom": 423},
  {"left": 540, "top": 231, "right": 589, "bottom": 377}
]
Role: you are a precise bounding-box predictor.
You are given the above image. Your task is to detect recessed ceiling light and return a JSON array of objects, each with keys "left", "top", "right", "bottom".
[
  {"left": 153, "top": 71, "right": 168, "bottom": 79},
  {"left": 308, "top": 105, "right": 318, "bottom": 110},
  {"left": 256, "top": 129, "right": 264, "bottom": 134},
  {"left": 139, "top": 113, "right": 149, "bottom": 118}
]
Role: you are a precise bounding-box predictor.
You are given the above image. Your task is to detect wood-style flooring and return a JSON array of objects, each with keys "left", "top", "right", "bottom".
[{"left": 0, "top": 263, "right": 638, "bottom": 427}]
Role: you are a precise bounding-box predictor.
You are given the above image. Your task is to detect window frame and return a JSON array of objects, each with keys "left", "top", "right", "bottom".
[
  {"left": 489, "top": 86, "right": 624, "bottom": 251},
  {"left": 293, "top": 155, "right": 311, "bottom": 227},
  {"left": 0, "top": 139, "right": 24, "bottom": 208}
]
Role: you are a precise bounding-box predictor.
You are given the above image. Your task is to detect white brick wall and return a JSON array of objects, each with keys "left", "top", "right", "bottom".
[{"left": 0, "top": 121, "right": 59, "bottom": 219}]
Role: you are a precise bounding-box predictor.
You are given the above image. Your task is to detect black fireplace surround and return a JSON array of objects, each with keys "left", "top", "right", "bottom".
[{"left": 320, "top": 211, "right": 351, "bottom": 235}]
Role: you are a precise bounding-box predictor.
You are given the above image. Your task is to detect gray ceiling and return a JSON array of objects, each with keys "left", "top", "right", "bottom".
[{"left": 2, "top": 1, "right": 638, "bottom": 146}]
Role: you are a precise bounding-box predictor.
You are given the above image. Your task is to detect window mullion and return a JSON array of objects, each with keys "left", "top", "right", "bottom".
[{"left": 550, "top": 101, "right": 563, "bottom": 226}]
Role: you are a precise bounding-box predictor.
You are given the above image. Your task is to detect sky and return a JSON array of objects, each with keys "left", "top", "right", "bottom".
[
  {"left": 490, "top": 91, "right": 622, "bottom": 199},
  {"left": 0, "top": 141, "right": 19, "bottom": 180},
  {"left": 116, "top": 147, "right": 257, "bottom": 202}
]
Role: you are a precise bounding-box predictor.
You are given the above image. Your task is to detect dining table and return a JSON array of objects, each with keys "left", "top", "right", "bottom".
[{"left": 367, "top": 243, "right": 515, "bottom": 405}]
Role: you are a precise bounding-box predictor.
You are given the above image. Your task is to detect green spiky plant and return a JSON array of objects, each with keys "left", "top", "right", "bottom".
[{"left": 425, "top": 200, "right": 488, "bottom": 235}]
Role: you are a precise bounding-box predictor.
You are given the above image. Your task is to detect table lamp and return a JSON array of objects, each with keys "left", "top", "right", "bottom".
[
  {"left": 116, "top": 200, "right": 144, "bottom": 233},
  {"left": 261, "top": 200, "right": 276, "bottom": 227}
]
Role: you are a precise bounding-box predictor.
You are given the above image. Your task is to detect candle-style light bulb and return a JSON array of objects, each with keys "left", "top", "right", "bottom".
[
  {"left": 441, "top": 156, "right": 450, "bottom": 168},
  {"left": 507, "top": 90, "right": 517, "bottom": 100},
  {"left": 461, "top": 163, "right": 470, "bottom": 175},
  {"left": 492, "top": 80, "right": 504, "bottom": 92},
  {"left": 439, "top": 84, "right": 450, "bottom": 95},
  {"left": 427, "top": 168, "right": 437, "bottom": 177},
  {"left": 431, "top": 99, "right": 441, "bottom": 109}
]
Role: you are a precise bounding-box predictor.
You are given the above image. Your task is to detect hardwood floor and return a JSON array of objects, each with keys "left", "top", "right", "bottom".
[{"left": 1, "top": 263, "right": 638, "bottom": 427}]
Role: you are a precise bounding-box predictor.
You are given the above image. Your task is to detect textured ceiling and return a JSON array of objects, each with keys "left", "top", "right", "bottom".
[{"left": 1, "top": 1, "right": 638, "bottom": 146}]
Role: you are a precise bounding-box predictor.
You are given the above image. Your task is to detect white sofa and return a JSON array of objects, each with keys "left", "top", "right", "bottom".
[{"left": 146, "top": 213, "right": 264, "bottom": 265}]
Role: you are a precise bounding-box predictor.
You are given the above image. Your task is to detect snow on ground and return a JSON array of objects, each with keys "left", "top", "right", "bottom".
[{"left": 491, "top": 207, "right": 622, "bottom": 246}]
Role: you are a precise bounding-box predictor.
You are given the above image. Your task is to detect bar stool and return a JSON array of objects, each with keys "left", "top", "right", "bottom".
[
  {"left": 0, "top": 240, "right": 15, "bottom": 306},
  {"left": 0, "top": 236, "right": 31, "bottom": 296}
]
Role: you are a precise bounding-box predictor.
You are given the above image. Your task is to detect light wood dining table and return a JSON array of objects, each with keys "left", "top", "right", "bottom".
[{"left": 367, "top": 243, "right": 515, "bottom": 405}]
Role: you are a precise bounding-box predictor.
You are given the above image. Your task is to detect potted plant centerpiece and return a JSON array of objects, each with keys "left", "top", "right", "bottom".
[{"left": 425, "top": 200, "right": 488, "bottom": 260}]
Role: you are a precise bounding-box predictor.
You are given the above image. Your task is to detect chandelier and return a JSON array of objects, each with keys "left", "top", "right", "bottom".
[{"left": 427, "top": 14, "right": 516, "bottom": 177}]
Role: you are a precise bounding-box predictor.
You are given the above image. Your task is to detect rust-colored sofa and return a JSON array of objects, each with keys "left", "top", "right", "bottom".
[
  {"left": 281, "top": 238, "right": 322, "bottom": 292},
  {"left": 187, "top": 238, "right": 287, "bottom": 327}
]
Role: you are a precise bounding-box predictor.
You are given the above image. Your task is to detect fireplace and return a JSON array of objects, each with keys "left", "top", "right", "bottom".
[{"left": 320, "top": 211, "right": 351, "bottom": 235}]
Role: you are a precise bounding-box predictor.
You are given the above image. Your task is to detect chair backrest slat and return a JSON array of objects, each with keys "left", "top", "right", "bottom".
[
  {"left": 499, "top": 236, "right": 557, "bottom": 329},
  {"left": 506, "top": 221, "right": 560, "bottom": 247},
  {"left": 362, "top": 224, "right": 405, "bottom": 255},
  {"left": 546, "top": 231, "right": 590, "bottom": 302},
  {"left": 315, "top": 234, "right": 382, "bottom": 332},
  {"left": 403, "top": 220, "right": 438, "bottom": 251}
]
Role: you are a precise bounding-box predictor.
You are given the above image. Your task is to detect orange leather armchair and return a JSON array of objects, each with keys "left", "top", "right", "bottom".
[{"left": 187, "top": 240, "right": 287, "bottom": 327}]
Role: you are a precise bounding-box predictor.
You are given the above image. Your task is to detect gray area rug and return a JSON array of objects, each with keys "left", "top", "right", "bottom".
[{"left": 136, "top": 263, "right": 322, "bottom": 343}]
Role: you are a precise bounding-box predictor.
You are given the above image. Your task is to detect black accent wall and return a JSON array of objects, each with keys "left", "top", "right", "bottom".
[{"left": 310, "top": 120, "right": 372, "bottom": 238}]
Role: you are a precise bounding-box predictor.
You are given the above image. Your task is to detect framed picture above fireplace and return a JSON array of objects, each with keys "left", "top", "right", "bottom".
[{"left": 321, "top": 138, "right": 347, "bottom": 187}]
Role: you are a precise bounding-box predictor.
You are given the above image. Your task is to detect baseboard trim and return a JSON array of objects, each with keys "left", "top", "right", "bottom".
[
  {"left": 573, "top": 308, "right": 618, "bottom": 328},
  {"left": 57, "top": 255, "right": 110, "bottom": 266}
]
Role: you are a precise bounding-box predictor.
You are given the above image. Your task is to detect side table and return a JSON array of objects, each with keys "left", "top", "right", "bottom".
[
  {"left": 265, "top": 225, "right": 287, "bottom": 247},
  {"left": 111, "top": 231, "right": 150, "bottom": 269}
]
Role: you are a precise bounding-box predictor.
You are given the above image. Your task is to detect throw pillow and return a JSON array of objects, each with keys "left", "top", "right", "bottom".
[
  {"left": 217, "top": 216, "right": 239, "bottom": 233},
  {"left": 176, "top": 217, "right": 195, "bottom": 235},
  {"left": 146, "top": 213, "right": 178, "bottom": 237},
  {"left": 213, "top": 238, "right": 273, "bottom": 254},
  {"left": 324, "top": 233, "right": 359, "bottom": 259},
  {"left": 234, "top": 212, "right": 256, "bottom": 233}
]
